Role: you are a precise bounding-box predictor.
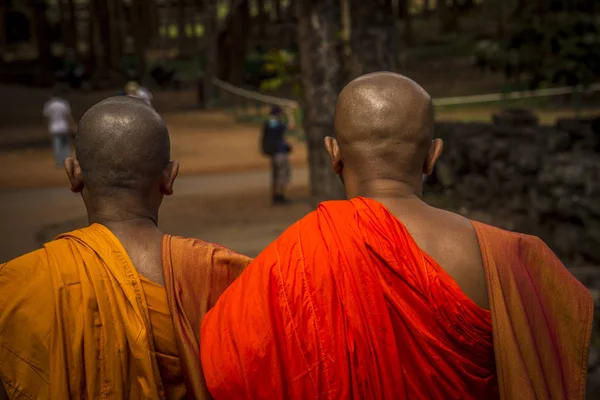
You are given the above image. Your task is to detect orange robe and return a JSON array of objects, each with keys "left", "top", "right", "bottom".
[
  {"left": 201, "top": 197, "right": 593, "bottom": 399},
  {"left": 0, "top": 224, "right": 251, "bottom": 399},
  {"left": 161, "top": 235, "right": 252, "bottom": 399},
  {"left": 473, "top": 221, "right": 593, "bottom": 399}
]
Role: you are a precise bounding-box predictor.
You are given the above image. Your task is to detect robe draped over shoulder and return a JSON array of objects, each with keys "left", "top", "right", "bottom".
[
  {"left": 201, "top": 198, "right": 498, "bottom": 399},
  {"left": 0, "top": 224, "right": 165, "bottom": 399}
]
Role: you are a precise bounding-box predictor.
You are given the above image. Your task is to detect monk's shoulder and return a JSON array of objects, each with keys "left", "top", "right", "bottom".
[
  {"left": 429, "top": 208, "right": 482, "bottom": 259},
  {"left": 0, "top": 247, "right": 49, "bottom": 277},
  {"left": 470, "top": 219, "right": 551, "bottom": 257},
  {"left": 163, "top": 234, "right": 252, "bottom": 275}
]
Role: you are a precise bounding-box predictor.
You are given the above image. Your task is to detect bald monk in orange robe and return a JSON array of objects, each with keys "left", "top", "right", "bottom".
[
  {"left": 0, "top": 97, "right": 251, "bottom": 399},
  {"left": 200, "top": 73, "right": 594, "bottom": 399}
]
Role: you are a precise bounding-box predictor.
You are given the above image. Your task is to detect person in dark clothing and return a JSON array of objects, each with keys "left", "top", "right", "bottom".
[{"left": 261, "top": 105, "right": 295, "bottom": 205}]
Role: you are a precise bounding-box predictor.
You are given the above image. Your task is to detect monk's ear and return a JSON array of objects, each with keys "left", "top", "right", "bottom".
[
  {"left": 64, "top": 157, "right": 84, "bottom": 193},
  {"left": 423, "top": 138, "right": 443, "bottom": 175},
  {"left": 161, "top": 160, "right": 179, "bottom": 196},
  {"left": 324, "top": 136, "right": 343, "bottom": 175}
]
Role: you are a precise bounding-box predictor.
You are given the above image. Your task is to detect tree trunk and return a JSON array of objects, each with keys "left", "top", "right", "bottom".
[
  {"left": 107, "top": 0, "right": 123, "bottom": 69},
  {"left": 203, "top": 0, "right": 219, "bottom": 108},
  {"left": 398, "top": 0, "right": 413, "bottom": 45},
  {"left": 462, "top": 0, "right": 475, "bottom": 10},
  {"left": 421, "top": 0, "right": 431, "bottom": 18},
  {"left": 95, "top": 0, "right": 113, "bottom": 70},
  {"left": 229, "top": 0, "right": 250, "bottom": 84},
  {"left": 177, "top": 0, "right": 189, "bottom": 57},
  {"left": 349, "top": 0, "right": 397, "bottom": 77},
  {"left": 131, "top": 0, "right": 148, "bottom": 80},
  {"left": 58, "top": 0, "right": 76, "bottom": 50},
  {"left": 287, "top": 0, "right": 296, "bottom": 20},
  {"left": 257, "top": 0, "right": 266, "bottom": 37},
  {"left": 67, "top": 0, "right": 77, "bottom": 50},
  {"left": 438, "top": 0, "right": 459, "bottom": 33},
  {"left": 86, "top": 0, "right": 96, "bottom": 78},
  {"left": 0, "top": 2, "right": 5, "bottom": 50},
  {"left": 218, "top": 0, "right": 250, "bottom": 84},
  {"left": 30, "top": 0, "right": 53, "bottom": 84},
  {"left": 297, "top": 0, "right": 346, "bottom": 201},
  {"left": 273, "top": 0, "right": 281, "bottom": 21}
]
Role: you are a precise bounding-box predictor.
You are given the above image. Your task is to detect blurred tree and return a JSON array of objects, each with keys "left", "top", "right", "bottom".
[
  {"left": 178, "top": 0, "right": 192, "bottom": 57},
  {"left": 475, "top": 8, "right": 600, "bottom": 92},
  {"left": 86, "top": 0, "right": 96, "bottom": 73},
  {"left": 273, "top": 0, "right": 281, "bottom": 21},
  {"left": 58, "top": 0, "right": 76, "bottom": 50},
  {"left": 438, "top": 0, "right": 460, "bottom": 33},
  {"left": 30, "top": 0, "right": 52, "bottom": 83},
  {"left": 461, "top": 0, "right": 475, "bottom": 10},
  {"left": 131, "top": 0, "right": 150, "bottom": 79},
  {"left": 203, "top": 0, "right": 219, "bottom": 108},
  {"left": 398, "top": 0, "right": 413, "bottom": 45},
  {"left": 349, "top": 0, "right": 397, "bottom": 76},
  {"left": 218, "top": 0, "right": 251, "bottom": 85},
  {"left": 297, "top": 0, "right": 346, "bottom": 201},
  {"left": 108, "top": 0, "right": 124, "bottom": 68},
  {"left": 421, "top": 0, "right": 431, "bottom": 18},
  {"left": 257, "top": 0, "right": 266, "bottom": 38},
  {"left": 96, "top": 0, "right": 114, "bottom": 70}
]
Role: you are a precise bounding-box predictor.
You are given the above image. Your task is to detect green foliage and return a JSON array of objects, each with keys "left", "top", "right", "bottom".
[
  {"left": 475, "top": 12, "right": 600, "bottom": 89},
  {"left": 259, "top": 49, "right": 302, "bottom": 96}
]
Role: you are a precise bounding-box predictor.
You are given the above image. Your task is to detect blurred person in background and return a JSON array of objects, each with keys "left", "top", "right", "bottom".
[
  {"left": 260, "top": 105, "right": 295, "bottom": 205},
  {"left": 43, "top": 85, "right": 76, "bottom": 167},
  {"left": 125, "top": 81, "right": 153, "bottom": 106}
]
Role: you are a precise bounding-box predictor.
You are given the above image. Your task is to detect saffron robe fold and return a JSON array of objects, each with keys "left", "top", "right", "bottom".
[
  {"left": 201, "top": 197, "right": 593, "bottom": 399},
  {"left": 201, "top": 198, "right": 498, "bottom": 399},
  {"left": 161, "top": 235, "right": 252, "bottom": 399},
  {"left": 0, "top": 224, "right": 166, "bottom": 399},
  {"left": 473, "top": 221, "right": 593, "bottom": 400},
  {"left": 0, "top": 225, "right": 252, "bottom": 399},
  {"left": 139, "top": 275, "right": 187, "bottom": 400}
]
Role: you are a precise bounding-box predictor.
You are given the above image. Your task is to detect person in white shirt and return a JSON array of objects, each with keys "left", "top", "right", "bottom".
[{"left": 43, "top": 87, "right": 76, "bottom": 166}]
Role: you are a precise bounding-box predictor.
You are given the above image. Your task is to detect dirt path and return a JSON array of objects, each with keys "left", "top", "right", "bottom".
[
  {"left": 0, "top": 110, "right": 308, "bottom": 190},
  {"left": 0, "top": 168, "right": 310, "bottom": 262},
  {"left": 0, "top": 108, "right": 313, "bottom": 262}
]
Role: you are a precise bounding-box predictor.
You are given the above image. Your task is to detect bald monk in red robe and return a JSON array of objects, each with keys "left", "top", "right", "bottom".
[
  {"left": 0, "top": 97, "right": 250, "bottom": 399},
  {"left": 200, "top": 72, "right": 594, "bottom": 399}
]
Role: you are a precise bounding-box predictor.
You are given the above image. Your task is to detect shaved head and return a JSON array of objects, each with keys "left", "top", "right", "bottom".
[
  {"left": 332, "top": 72, "right": 436, "bottom": 181},
  {"left": 75, "top": 96, "right": 170, "bottom": 195}
]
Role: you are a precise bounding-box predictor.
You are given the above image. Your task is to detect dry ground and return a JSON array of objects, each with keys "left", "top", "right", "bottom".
[
  {"left": 0, "top": 110, "right": 307, "bottom": 190},
  {"left": 0, "top": 108, "right": 312, "bottom": 261}
]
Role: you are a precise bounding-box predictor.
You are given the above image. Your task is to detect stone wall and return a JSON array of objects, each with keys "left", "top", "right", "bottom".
[{"left": 425, "top": 110, "right": 600, "bottom": 266}]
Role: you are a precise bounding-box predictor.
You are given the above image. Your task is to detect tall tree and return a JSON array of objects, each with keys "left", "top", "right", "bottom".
[
  {"left": 96, "top": 0, "right": 113, "bottom": 70},
  {"left": 274, "top": 0, "right": 282, "bottom": 21},
  {"left": 86, "top": 0, "right": 96, "bottom": 76},
  {"left": 30, "top": 0, "right": 53, "bottom": 84},
  {"left": 203, "top": 0, "right": 219, "bottom": 108},
  {"left": 67, "top": 0, "right": 76, "bottom": 48},
  {"left": 297, "top": 0, "right": 346, "bottom": 201},
  {"left": 349, "top": 0, "right": 397, "bottom": 76},
  {"left": 108, "top": 0, "right": 124, "bottom": 67},
  {"left": 421, "top": 0, "right": 431, "bottom": 18},
  {"left": 58, "top": 0, "right": 76, "bottom": 50},
  {"left": 220, "top": 0, "right": 251, "bottom": 84},
  {"left": 131, "top": 0, "right": 149, "bottom": 79},
  {"left": 257, "top": 0, "right": 266, "bottom": 37},
  {"left": 398, "top": 0, "right": 413, "bottom": 45},
  {"left": 177, "top": 0, "right": 190, "bottom": 57},
  {"left": 438, "top": 0, "right": 459, "bottom": 33}
]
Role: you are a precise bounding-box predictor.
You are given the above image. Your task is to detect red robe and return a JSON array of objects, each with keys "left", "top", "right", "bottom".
[{"left": 200, "top": 198, "right": 501, "bottom": 399}]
